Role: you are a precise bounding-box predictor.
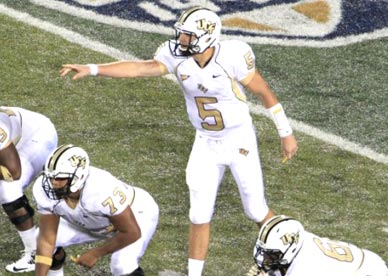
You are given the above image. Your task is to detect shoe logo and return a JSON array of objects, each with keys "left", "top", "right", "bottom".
[
  {"left": 12, "top": 266, "right": 32, "bottom": 272},
  {"left": 212, "top": 74, "right": 221, "bottom": 78}
]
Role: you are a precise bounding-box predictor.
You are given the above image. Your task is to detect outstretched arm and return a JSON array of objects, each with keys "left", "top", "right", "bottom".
[
  {"left": 60, "top": 59, "right": 168, "bottom": 80},
  {"left": 243, "top": 70, "right": 298, "bottom": 161}
]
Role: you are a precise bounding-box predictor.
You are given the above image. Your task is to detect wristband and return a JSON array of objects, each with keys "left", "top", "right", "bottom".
[
  {"left": 267, "top": 103, "right": 293, "bottom": 138},
  {"left": 35, "top": 255, "right": 53, "bottom": 266},
  {"left": 87, "top": 64, "right": 99, "bottom": 76}
]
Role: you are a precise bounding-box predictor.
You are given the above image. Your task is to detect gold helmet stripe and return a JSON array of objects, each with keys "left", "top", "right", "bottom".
[
  {"left": 47, "top": 144, "right": 75, "bottom": 171},
  {"left": 177, "top": 6, "right": 207, "bottom": 24},
  {"left": 259, "top": 215, "right": 294, "bottom": 243}
]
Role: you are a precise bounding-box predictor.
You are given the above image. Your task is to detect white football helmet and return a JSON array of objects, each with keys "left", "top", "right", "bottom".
[
  {"left": 169, "top": 6, "right": 221, "bottom": 56},
  {"left": 42, "top": 144, "right": 90, "bottom": 200},
  {"left": 253, "top": 215, "right": 304, "bottom": 273}
]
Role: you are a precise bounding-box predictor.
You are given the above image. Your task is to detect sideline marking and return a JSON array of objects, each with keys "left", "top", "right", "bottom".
[{"left": 1, "top": 4, "right": 387, "bottom": 166}]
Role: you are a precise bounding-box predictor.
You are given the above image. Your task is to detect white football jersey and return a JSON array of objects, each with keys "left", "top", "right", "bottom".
[
  {"left": 33, "top": 166, "right": 135, "bottom": 237},
  {"left": 286, "top": 231, "right": 388, "bottom": 276},
  {"left": 0, "top": 106, "right": 54, "bottom": 150},
  {"left": 0, "top": 107, "right": 22, "bottom": 149},
  {"left": 154, "top": 40, "right": 255, "bottom": 138},
  {"left": 0, "top": 106, "right": 58, "bottom": 204}
]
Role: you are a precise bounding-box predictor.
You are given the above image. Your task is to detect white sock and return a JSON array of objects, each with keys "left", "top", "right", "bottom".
[
  {"left": 48, "top": 267, "right": 64, "bottom": 276},
  {"left": 18, "top": 226, "right": 37, "bottom": 252},
  {"left": 188, "top": 258, "right": 205, "bottom": 276}
]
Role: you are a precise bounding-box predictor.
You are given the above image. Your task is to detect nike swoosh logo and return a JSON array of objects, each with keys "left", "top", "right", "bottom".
[
  {"left": 12, "top": 266, "right": 33, "bottom": 272},
  {"left": 212, "top": 75, "right": 221, "bottom": 78}
]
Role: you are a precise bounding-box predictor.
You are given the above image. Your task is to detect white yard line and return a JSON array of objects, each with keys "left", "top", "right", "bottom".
[
  {"left": 0, "top": 4, "right": 136, "bottom": 61},
  {"left": 1, "top": 3, "right": 387, "bottom": 166}
]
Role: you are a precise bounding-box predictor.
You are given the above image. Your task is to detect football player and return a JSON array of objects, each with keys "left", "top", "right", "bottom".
[
  {"left": 33, "top": 144, "right": 159, "bottom": 276},
  {"left": 60, "top": 6, "right": 298, "bottom": 275},
  {"left": 251, "top": 215, "right": 388, "bottom": 276},
  {"left": 0, "top": 106, "right": 58, "bottom": 273}
]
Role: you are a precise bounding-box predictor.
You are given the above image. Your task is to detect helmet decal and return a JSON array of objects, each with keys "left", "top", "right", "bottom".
[
  {"left": 197, "top": 19, "right": 216, "bottom": 35},
  {"left": 69, "top": 155, "right": 87, "bottom": 169},
  {"left": 281, "top": 232, "right": 300, "bottom": 247}
]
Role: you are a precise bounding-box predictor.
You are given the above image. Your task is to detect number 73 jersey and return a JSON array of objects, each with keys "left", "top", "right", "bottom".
[
  {"left": 155, "top": 40, "right": 256, "bottom": 138},
  {"left": 33, "top": 166, "right": 135, "bottom": 237},
  {"left": 286, "top": 231, "right": 388, "bottom": 275}
]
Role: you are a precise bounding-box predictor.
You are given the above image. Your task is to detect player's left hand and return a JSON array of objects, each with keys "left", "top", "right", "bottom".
[
  {"left": 281, "top": 134, "right": 298, "bottom": 163},
  {"left": 70, "top": 250, "right": 99, "bottom": 269}
]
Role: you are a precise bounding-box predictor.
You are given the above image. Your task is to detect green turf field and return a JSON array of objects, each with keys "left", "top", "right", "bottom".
[{"left": 0, "top": 1, "right": 387, "bottom": 275}]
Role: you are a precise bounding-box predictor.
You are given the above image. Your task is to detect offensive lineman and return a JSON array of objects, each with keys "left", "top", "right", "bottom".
[
  {"left": 251, "top": 215, "right": 388, "bottom": 276},
  {"left": 0, "top": 106, "right": 58, "bottom": 273},
  {"left": 59, "top": 6, "right": 298, "bottom": 275},
  {"left": 33, "top": 144, "right": 159, "bottom": 276}
]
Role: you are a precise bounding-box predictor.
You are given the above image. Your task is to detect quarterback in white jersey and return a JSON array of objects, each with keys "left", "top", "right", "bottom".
[
  {"left": 60, "top": 6, "right": 298, "bottom": 275},
  {"left": 33, "top": 144, "right": 159, "bottom": 276},
  {"left": 0, "top": 106, "right": 58, "bottom": 273},
  {"left": 156, "top": 39, "right": 257, "bottom": 137},
  {"left": 252, "top": 215, "right": 388, "bottom": 276}
]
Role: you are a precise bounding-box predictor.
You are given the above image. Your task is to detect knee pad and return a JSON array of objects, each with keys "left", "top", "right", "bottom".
[
  {"left": 51, "top": 247, "right": 66, "bottom": 270},
  {"left": 2, "top": 195, "right": 34, "bottom": 225}
]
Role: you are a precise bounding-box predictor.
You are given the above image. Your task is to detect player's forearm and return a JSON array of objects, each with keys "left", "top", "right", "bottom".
[
  {"left": 93, "top": 60, "right": 163, "bottom": 78},
  {"left": 92, "top": 231, "right": 141, "bottom": 257},
  {"left": 35, "top": 244, "right": 55, "bottom": 276},
  {"left": 94, "top": 61, "right": 138, "bottom": 78},
  {"left": 35, "top": 263, "right": 50, "bottom": 276}
]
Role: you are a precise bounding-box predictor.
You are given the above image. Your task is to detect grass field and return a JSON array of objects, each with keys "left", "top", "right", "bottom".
[{"left": 0, "top": 1, "right": 387, "bottom": 275}]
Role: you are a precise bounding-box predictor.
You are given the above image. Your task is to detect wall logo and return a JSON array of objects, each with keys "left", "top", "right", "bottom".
[{"left": 31, "top": 0, "right": 388, "bottom": 46}]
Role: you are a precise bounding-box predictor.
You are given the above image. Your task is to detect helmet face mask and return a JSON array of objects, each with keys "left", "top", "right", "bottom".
[
  {"left": 42, "top": 144, "right": 90, "bottom": 200},
  {"left": 253, "top": 215, "right": 304, "bottom": 273},
  {"left": 254, "top": 240, "right": 292, "bottom": 272},
  {"left": 42, "top": 176, "right": 71, "bottom": 200},
  {"left": 169, "top": 6, "right": 221, "bottom": 56}
]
